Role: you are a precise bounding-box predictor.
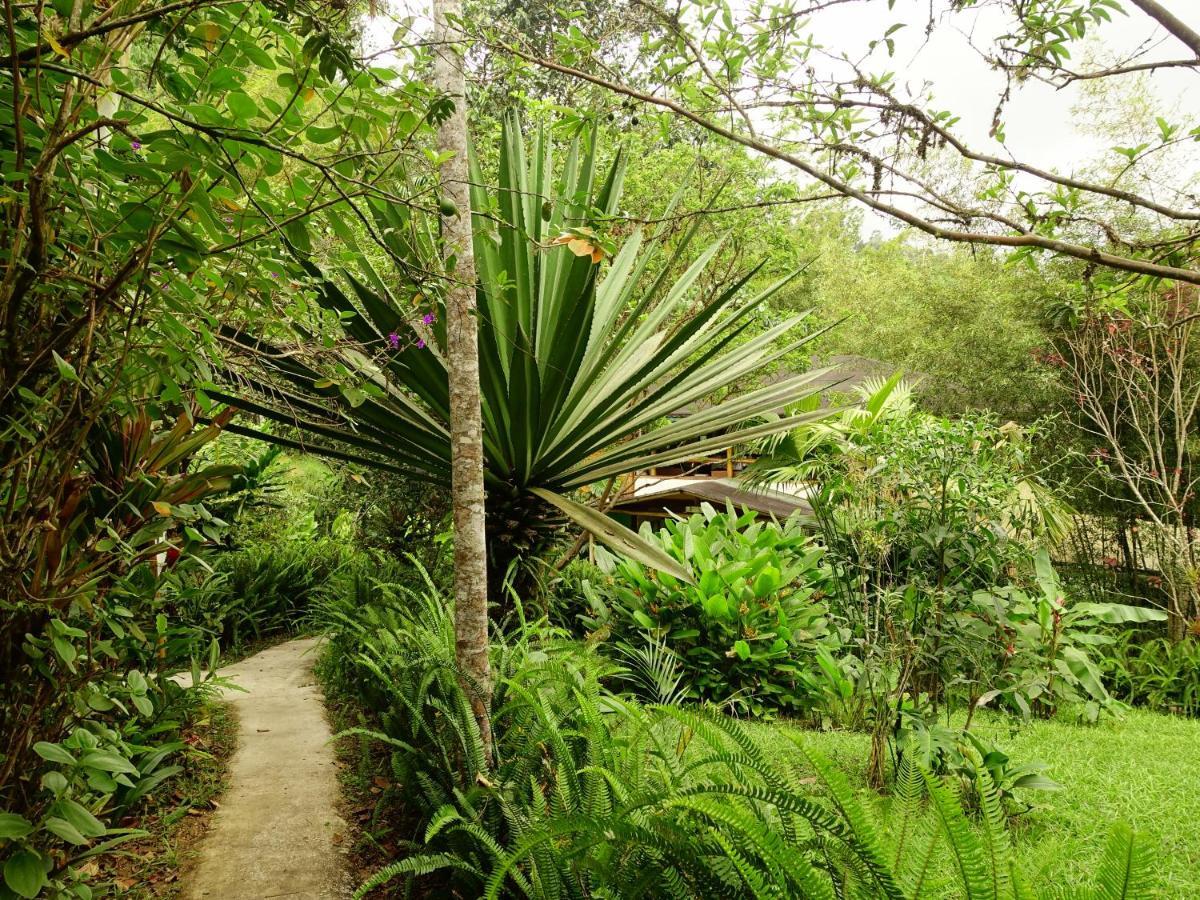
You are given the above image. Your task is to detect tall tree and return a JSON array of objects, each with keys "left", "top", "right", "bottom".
[{"left": 432, "top": 0, "right": 494, "bottom": 760}]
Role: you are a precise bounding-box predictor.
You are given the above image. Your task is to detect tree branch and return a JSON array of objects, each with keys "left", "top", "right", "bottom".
[
  {"left": 492, "top": 41, "right": 1200, "bottom": 285},
  {"left": 1127, "top": 0, "right": 1200, "bottom": 58}
]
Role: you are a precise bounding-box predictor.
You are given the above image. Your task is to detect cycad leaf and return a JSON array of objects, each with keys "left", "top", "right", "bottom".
[{"left": 530, "top": 488, "right": 694, "bottom": 584}]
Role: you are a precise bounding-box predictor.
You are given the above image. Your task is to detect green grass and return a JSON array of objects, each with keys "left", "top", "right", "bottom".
[{"left": 756, "top": 708, "right": 1200, "bottom": 898}]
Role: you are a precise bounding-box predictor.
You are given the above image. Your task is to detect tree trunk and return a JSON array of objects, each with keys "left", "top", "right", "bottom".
[{"left": 432, "top": 0, "right": 493, "bottom": 763}]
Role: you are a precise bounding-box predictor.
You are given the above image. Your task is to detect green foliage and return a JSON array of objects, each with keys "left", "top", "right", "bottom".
[
  {"left": 894, "top": 709, "right": 1061, "bottom": 813},
  {"left": 799, "top": 236, "right": 1062, "bottom": 420},
  {"left": 0, "top": 1, "right": 438, "bottom": 890},
  {"left": 967, "top": 550, "right": 1166, "bottom": 722},
  {"left": 1099, "top": 634, "right": 1200, "bottom": 717},
  {"left": 221, "top": 113, "right": 830, "bottom": 591},
  {"left": 0, "top": 412, "right": 238, "bottom": 888},
  {"left": 777, "top": 410, "right": 1092, "bottom": 723},
  {"left": 315, "top": 575, "right": 1153, "bottom": 899},
  {"left": 812, "top": 412, "right": 1064, "bottom": 595},
  {"left": 587, "top": 502, "right": 836, "bottom": 715},
  {"left": 192, "top": 540, "right": 357, "bottom": 651},
  {"left": 0, "top": 656, "right": 224, "bottom": 899}
]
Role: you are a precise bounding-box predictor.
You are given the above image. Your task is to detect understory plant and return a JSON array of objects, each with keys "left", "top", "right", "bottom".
[
  {"left": 1099, "top": 631, "right": 1200, "bottom": 716},
  {"left": 751, "top": 405, "right": 1142, "bottom": 778},
  {"left": 583, "top": 502, "right": 836, "bottom": 716},
  {"left": 0, "top": 412, "right": 244, "bottom": 897},
  {"left": 315, "top": 573, "right": 1154, "bottom": 899},
  {"left": 965, "top": 550, "right": 1167, "bottom": 722}
]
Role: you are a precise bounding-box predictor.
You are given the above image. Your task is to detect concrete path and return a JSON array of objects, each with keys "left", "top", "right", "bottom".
[{"left": 182, "top": 637, "right": 350, "bottom": 900}]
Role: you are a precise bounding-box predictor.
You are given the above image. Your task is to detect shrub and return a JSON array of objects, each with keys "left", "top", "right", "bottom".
[
  {"left": 589, "top": 503, "right": 836, "bottom": 716},
  {"left": 963, "top": 550, "right": 1167, "bottom": 722},
  {"left": 0, "top": 412, "right": 241, "bottom": 896},
  {"left": 154, "top": 536, "right": 416, "bottom": 659},
  {"left": 315, "top": 575, "right": 1154, "bottom": 899},
  {"left": 1099, "top": 632, "right": 1200, "bottom": 716}
]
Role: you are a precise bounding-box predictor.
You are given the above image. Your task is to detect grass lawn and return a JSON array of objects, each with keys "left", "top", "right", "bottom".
[{"left": 752, "top": 708, "right": 1200, "bottom": 898}]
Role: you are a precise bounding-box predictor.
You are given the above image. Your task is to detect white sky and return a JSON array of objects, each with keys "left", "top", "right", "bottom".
[
  {"left": 809, "top": 0, "right": 1200, "bottom": 235},
  {"left": 360, "top": 0, "right": 1200, "bottom": 237}
]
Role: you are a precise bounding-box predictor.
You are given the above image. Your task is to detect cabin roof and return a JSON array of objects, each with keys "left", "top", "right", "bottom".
[{"left": 611, "top": 475, "right": 814, "bottom": 520}]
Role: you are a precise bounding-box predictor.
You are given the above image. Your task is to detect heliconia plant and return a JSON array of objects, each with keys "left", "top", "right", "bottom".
[{"left": 215, "top": 113, "right": 831, "bottom": 598}]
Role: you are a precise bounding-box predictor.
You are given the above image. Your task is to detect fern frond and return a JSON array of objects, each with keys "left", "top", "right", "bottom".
[
  {"left": 1091, "top": 823, "right": 1153, "bottom": 900},
  {"left": 352, "top": 853, "right": 477, "bottom": 899},
  {"left": 923, "top": 772, "right": 993, "bottom": 899}
]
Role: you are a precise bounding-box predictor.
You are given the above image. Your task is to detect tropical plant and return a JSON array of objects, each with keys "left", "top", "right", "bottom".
[
  {"left": 217, "top": 113, "right": 830, "bottom": 598},
  {"left": 1, "top": 411, "right": 236, "bottom": 815},
  {"left": 1098, "top": 632, "right": 1200, "bottom": 717},
  {"left": 893, "top": 704, "right": 1061, "bottom": 813},
  {"left": 315, "top": 572, "right": 1155, "bottom": 900},
  {"left": 589, "top": 502, "right": 835, "bottom": 716},
  {"left": 747, "top": 371, "right": 916, "bottom": 483},
  {"left": 610, "top": 635, "right": 691, "bottom": 705},
  {"left": 968, "top": 550, "right": 1168, "bottom": 722}
]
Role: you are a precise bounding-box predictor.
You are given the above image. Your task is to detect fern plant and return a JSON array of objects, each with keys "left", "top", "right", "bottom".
[{"left": 315, "top": 575, "right": 1155, "bottom": 900}]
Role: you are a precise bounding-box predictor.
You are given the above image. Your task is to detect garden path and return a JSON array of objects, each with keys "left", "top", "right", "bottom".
[{"left": 181, "top": 636, "right": 351, "bottom": 899}]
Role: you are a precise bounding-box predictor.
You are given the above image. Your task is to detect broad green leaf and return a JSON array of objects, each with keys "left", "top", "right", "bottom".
[
  {"left": 44, "top": 816, "right": 89, "bottom": 845},
  {"left": 79, "top": 752, "right": 139, "bottom": 776},
  {"left": 226, "top": 91, "right": 259, "bottom": 121},
  {"left": 0, "top": 813, "right": 33, "bottom": 839},
  {"left": 32, "top": 742, "right": 75, "bottom": 766},
  {"left": 1076, "top": 602, "right": 1167, "bottom": 624},
  {"left": 4, "top": 850, "right": 47, "bottom": 899},
  {"left": 56, "top": 799, "right": 106, "bottom": 839}
]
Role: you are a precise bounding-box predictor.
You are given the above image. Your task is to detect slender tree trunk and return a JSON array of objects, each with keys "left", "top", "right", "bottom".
[{"left": 432, "top": 0, "right": 493, "bottom": 763}]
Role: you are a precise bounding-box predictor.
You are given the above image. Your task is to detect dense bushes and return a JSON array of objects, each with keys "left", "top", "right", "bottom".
[
  {"left": 562, "top": 409, "right": 1165, "bottom": 795},
  {"left": 585, "top": 504, "right": 835, "bottom": 715},
  {"left": 316, "top": 576, "right": 1153, "bottom": 899},
  {"left": 200, "top": 540, "right": 367, "bottom": 651},
  {"left": 0, "top": 413, "right": 247, "bottom": 897}
]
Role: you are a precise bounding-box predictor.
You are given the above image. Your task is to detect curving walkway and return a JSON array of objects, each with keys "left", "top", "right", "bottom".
[{"left": 182, "top": 637, "right": 350, "bottom": 900}]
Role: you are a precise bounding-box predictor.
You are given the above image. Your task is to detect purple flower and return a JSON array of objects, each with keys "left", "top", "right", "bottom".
[
  {"left": 131, "top": 140, "right": 142, "bottom": 151},
  {"left": 422, "top": 313, "right": 436, "bottom": 325},
  {"left": 387, "top": 332, "right": 400, "bottom": 349},
  {"left": 416, "top": 339, "right": 426, "bottom": 349},
  {"left": 270, "top": 272, "right": 279, "bottom": 279}
]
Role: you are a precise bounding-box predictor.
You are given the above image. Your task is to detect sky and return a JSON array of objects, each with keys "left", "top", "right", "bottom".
[
  {"left": 807, "top": 0, "right": 1200, "bottom": 235},
  {"left": 359, "top": 0, "right": 1200, "bottom": 237}
]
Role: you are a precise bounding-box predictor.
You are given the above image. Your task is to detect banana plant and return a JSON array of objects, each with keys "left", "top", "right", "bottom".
[{"left": 215, "top": 114, "right": 830, "bottom": 597}]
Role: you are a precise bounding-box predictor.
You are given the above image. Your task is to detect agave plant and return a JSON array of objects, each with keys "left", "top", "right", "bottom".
[{"left": 216, "top": 114, "right": 828, "bottom": 597}]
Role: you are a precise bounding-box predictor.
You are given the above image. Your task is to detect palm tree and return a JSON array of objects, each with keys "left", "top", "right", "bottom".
[{"left": 215, "top": 113, "right": 829, "bottom": 601}]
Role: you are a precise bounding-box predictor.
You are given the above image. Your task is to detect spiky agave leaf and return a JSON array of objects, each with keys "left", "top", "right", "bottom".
[{"left": 220, "top": 112, "right": 828, "bottom": 588}]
